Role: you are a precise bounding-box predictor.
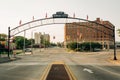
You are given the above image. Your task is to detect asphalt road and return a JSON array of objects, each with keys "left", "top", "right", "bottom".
[
  {"left": 69, "top": 65, "right": 120, "bottom": 80},
  {"left": 0, "top": 47, "right": 120, "bottom": 80},
  {"left": 0, "top": 65, "right": 46, "bottom": 80}
]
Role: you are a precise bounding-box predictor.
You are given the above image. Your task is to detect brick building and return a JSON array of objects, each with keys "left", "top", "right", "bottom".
[{"left": 64, "top": 18, "right": 114, "bottom": 50}]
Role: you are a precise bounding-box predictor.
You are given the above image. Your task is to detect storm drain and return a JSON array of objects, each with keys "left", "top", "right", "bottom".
[{"left": 46, "top": 64, "right": 70, "bottom": 80}]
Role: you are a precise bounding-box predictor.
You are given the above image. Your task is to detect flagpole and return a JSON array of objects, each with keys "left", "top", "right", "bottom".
[
  {"left": 46, "top": 13, "right": 47, "bottom": 18},
  {"left": 19, "top": 20, "right": 22, "bottom": 26},
  {"left": 87, "top": 15, "right": 88, "bottom": 20},
  {"left": 32, "top": 16, "right": 34, "bottom": 21}
]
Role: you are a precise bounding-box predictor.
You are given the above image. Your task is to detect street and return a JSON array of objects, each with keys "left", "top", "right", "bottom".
[{"left": 0, "top": 47, "right": 120, "bottom": 80}]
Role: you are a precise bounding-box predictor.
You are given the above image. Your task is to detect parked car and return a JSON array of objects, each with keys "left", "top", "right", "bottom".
[
  {"left": 24, "top": 48, "right": 32, "bottom": 52},
  {"left": 24, "top": 48, "right": 33, "bottom": 54}
]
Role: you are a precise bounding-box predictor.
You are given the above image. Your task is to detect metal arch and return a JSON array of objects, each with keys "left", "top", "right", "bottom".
[
  {"left": 10, "top": 17, "right": 114, "bottom": 37},
  {"left": 12, "top": 17, "right": 114, "bottom": 30},
  {"left": 8, "top": 16, "right": 116, "bottom": 60},
  {"left": 10, "top": 17, "right": 80, "bottom": 37}
]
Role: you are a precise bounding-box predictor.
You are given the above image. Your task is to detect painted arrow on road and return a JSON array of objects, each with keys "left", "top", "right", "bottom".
[{"left": 83, "top": 68, "right": 94, "bottom": 73}]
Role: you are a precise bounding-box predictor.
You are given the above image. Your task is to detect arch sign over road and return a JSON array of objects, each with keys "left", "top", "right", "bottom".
[{"left": 8, "top": 11, "right": 117, "bottom": 60}]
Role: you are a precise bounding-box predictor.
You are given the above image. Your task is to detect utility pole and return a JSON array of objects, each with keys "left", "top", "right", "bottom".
[{"left": 8, "top": 27, "right": 10, "bottom": 58}]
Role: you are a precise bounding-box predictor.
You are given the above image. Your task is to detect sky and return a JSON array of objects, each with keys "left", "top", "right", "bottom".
[{"left": 0, "top": 0, "right": 120, "bottom": 42}]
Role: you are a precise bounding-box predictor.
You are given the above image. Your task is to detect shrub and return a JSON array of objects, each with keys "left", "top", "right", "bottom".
[
  {"left": 67, "top": 42, "right": 102, "bottom": 52},
  {"left": 67, "top": 42, "right": 77, "bottom": 50}
]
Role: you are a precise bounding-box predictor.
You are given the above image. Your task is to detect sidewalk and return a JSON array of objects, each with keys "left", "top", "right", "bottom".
[
  {"left": 0, "top": 57, "right": 12, "bottom": 63},
  {"left": 108, "top": 51, "right": 120, "bottom": 65},
  {"left": 0, "top": 55, "right": 21, "bottom": 63}
]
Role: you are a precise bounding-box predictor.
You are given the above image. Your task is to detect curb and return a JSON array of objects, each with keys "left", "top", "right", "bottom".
[
  {"left": 40, "top": 64, "right": 52, "bottom": 80},
  {"left": 64, "top": 64, "right": 77, "bottom": 80},
  {"left": 0, "top": 57, "right": 21, "bottom": 63},
  {"left": 107, "top": 58, "right": 120, "bottom": 65}
]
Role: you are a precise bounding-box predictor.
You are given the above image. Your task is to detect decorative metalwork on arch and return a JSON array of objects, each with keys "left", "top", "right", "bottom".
[
  {"left": 10, "top": 17, "right": 114, "bottom": 37},
  {"left": 8, "top": 12, "right": 117, "bottom": 60}
]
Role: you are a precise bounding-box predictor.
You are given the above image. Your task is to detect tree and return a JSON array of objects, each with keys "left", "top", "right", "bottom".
[
  {"left": 0, "top": 33, "right": 7, "bottom": 46},
  {"left": 13, "top": 36, "right": 35, "bottom": 49},
  {"left": 28, "top": 39, "right": 35, "bottom": 45},
  {"left": 14, "top": 36, "right": 27, "bottom": 49},
  {"left": 57, "top": 42, "right": 62, "bottom": 47},
  {"left": 0, "top": 43, "right": 4, "bottom": 48},
  {"left": 0, "top": 33, "right": 7, "bottom": 41},
  {"left": 43, "top": 40, "right": 50, "bottom": 48},
  {"left": 50, "top": 43, "right": 57, "bottom": 47},
  {"left": 40, "top": 35, "right": 50, "bottom": 48}
]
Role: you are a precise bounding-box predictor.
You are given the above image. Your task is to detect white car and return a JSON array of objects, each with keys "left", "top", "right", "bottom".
[{"left": 24, "top": 48, "right": 32, "bottom": 54}]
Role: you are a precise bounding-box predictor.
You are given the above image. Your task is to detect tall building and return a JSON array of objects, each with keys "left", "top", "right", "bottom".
[
  {"left": 64, "top": 18, "right": 114, "bottom": 50},
  {"left": 34, "top": 32, "right": 50, "bottom": 45},
  {"left": 43, "top": 34, "right": 50, "bottom": 42},
  {"left": 34, "top": 32, "right": 42, "bottom": 44}
]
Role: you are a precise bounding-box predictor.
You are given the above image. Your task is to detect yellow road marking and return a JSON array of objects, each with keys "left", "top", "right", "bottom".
[
  {"left": 40, "top": 64, "right": 52, "bottom": 80},
  {"left": 64, "top": 64, "right": 77, "bottom": 80},
  {"left": 40, "top": 61, "right": 77, "bottom": 80}
]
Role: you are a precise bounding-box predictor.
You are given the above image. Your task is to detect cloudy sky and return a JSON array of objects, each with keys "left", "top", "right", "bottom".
[{"left": 0, "top": 0, "right": 120, "bottom": 42}]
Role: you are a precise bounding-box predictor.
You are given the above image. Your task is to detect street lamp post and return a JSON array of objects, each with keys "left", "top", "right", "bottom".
[
  {"left": 31, "top": 31, "right": 33, "bottom": 54},
  {"left": 31, "top": 30, "right": 36, "bottom": 53},
  {"left": 23, "top": 30, "right": 26, "bottom": 54},
  {"left": 8, "top": 27, "right": 10, "bottom": 58},
  {"left": 44, "top": 32, "right": 46, "bottom": 49},
  {"left": 113, "top": 26, "right": 117, "bottom": 60},
  {"left": 76, "top": 26, "right": 79, "bottom": 52}
]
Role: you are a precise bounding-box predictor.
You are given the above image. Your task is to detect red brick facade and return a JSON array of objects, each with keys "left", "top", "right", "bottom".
[{"left": 64, "top": 18, "right": 114, "bottom": 50}]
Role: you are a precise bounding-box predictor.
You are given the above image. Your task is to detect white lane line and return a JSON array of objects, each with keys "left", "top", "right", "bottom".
[
  {"left": 83, "top": 68, "right": 94, "bottom": 73},
  {"left": 7, "top": 66, "right": 18, "bottom": 70}
]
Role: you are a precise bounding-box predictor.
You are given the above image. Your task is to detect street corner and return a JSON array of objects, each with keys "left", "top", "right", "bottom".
[
  {"left": 107, "top": 57, "right": 120, "bottom": 65},
  {"left": 107, "top": 52, "right": 120, "bottom": 65},
  {"left": 10, "top": 57, "right": 21, "bottom": 61},
  {"left": 0, "top": 57, "right": 11, "bottom": 63},
  {"left": 0, "top": 57, "right": 21, "bottom": 63}
]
